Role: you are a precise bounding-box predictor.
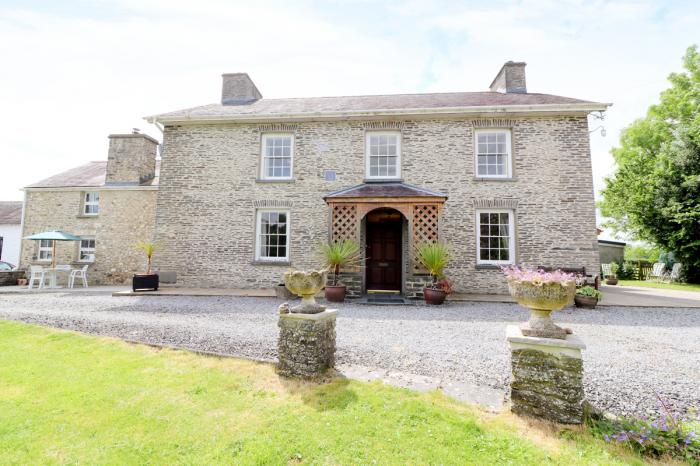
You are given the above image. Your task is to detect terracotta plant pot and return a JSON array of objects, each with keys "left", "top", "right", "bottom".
[
  {"left": 574, "top": 295, "right": 598, "bottom": 309},
  {"left": 324, "top": 284, "right": 346, "bottom": 302},
  {"left": 423, "top": 286, "right": 447, "bottom": 305},
  {"left": 605, "top": 278, "right": 618, "bottom": 285},
  {"left": 133, "top": 273, "right": 159, "bottom": 292}
]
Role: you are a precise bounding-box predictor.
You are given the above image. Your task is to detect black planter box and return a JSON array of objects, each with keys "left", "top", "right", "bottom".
[{"left": 133, "top": 274, "right": 159, "bottom": 292}]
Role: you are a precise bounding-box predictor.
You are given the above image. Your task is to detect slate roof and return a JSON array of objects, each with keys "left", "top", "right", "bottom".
[
  {"left": 149, "top": 91, "right": 608, "bottom": 122},
  {"left": 325, "top": 182, "right": 447, "bottom": 199},
  {"left": 26, "top": 161, "right": 160, "bottom": 188},
  {"left": 0, "top": 201, "right": 22, "bottom": 224},
  {"left": 27, "top": 161, "right": 107, "bottom": 188}
]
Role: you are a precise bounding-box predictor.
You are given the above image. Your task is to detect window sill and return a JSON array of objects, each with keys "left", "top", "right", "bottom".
[
  {"left": 255, "top": 179, "right": 295, "bottom": 184},
  {"left": 473, "top": 177, "right": 517, "bottom": 182},
  {"left": 251, "top": 260, "right": 291, "bottom": 266},
  {"left": 76, "top": 214, "right": 99, "bottom": 219},
  {"left": 364, "top": 178, "right": 403, "bottom": 183},
  {"left": 475, "top": 263, "right": 510, "bottom": 270}
]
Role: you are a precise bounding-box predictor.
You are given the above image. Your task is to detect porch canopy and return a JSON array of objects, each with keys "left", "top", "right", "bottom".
[
  {"left": 24, "top": 230, "right": 82, "bottom": 268},
  {"left": 324, "top": 182, "right": 447, "bottom": 271}
]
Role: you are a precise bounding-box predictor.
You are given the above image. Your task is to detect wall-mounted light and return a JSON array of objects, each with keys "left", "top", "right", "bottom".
[{"left": 589, "top": 125, "right": 606, "bottom": 137}]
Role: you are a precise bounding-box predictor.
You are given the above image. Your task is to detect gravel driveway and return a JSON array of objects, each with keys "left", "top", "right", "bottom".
[{"left": 1, "top": 292, "right": 698, "bottom": 416}]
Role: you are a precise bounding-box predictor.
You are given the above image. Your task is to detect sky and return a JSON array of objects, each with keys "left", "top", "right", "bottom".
[{"left": 0, "top": 0, "right": 697, "bottom": 234}]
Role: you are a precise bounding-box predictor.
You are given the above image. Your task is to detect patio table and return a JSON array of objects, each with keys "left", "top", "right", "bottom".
[{"left": 44, "top": 265, "right": 72, "bottom": 289}]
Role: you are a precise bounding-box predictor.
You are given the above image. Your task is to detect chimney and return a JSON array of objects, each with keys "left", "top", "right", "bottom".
[
  {"left": 489, "top": 61, "right": 527, "bottom": 93},
  {"left": 105, "top": 132, "right": 158, "bottom": 185},
  {"left": 221, "top": 73, "right": 262, "bottom": 105}
]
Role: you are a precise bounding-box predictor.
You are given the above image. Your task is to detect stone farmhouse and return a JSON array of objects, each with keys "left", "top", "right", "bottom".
[{"left": 20, "top": 61, "right": 610, "bottom": 295}]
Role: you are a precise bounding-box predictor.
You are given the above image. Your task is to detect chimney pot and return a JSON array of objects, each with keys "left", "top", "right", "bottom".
[
  {"left": 489, "top": 61, "right": 527, "bottom": 93},
  {"left": 221, "top": 73, "right": 262, "bottom": 105}
]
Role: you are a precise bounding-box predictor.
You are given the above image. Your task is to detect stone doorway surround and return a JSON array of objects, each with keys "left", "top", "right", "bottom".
[{"left": 323, "top": 182, "right": 447, "bottom": 298}]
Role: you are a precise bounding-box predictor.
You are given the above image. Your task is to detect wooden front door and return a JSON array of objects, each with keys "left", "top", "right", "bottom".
[{"left": 366, "top": 220, "right": 402, "bottom": 291}]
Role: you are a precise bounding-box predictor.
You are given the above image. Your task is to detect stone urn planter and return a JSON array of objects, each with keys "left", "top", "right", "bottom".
[
  {"left": 278, "top": 268, "right": 336, "bottom": 379},
  {"left": 507, "top": 278, "right": 575, "bottom": 340},
  {"left": 283, "top": 268, "right": 328, "bottom": 314}
]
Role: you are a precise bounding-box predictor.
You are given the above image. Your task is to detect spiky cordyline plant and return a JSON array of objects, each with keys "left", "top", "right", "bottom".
[
  {"left": 416, "top": 242, "right": 450, "bottom": 286},
  {"left": 135, "top": 240, "right": 159, "bottom": 275},
  {"left": 317, "top": 239, "right": 362, "bottom": 286}
]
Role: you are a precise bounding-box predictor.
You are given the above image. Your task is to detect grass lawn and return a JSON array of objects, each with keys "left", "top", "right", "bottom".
[
  {"left": 618, "top": 280, "right": 700, "bottom": 292},
  {"left": 0, "top": 320, "right": 648, "bottom": 465}
]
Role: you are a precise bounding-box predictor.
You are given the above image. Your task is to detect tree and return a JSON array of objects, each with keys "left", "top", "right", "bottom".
[{"left": 600, "top": 45, "right": 700, "bottom": 282}]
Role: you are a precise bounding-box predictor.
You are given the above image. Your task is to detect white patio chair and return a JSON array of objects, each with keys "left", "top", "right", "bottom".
[
  {"left": 648, "top": 262, "right": 666, "bottom": 281},
  {"left": 663, "top": 263, "right": 683, "bottom": 283},
  {"left": 601, "top": 263, "right": 612, "bottom": 279},
  {"left": 28, "top": 265, "right": 46, "bottom": 290},
  {"left": 68, "top": 265, "right": 89, "bottom": 288}
]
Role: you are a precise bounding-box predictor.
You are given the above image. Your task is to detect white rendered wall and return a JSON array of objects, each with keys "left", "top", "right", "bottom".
[{"left": 0, "top": 224, "right": 21, "bottom": 266}]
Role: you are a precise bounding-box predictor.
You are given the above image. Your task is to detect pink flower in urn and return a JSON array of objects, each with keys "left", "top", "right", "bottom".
[{"left": 500, "top": 266, "right": 576, "bottom": 285}]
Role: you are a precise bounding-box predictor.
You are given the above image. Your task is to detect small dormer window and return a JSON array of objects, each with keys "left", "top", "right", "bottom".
[
  {"left": 366, "top": 131, "right": 401, "bottom": 180},
  {"left": 83, "top": 192, "right": 100, "bottom": 215}
]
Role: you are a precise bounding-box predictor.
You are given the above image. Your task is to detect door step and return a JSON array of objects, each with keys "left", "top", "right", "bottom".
[
  {"left": 367, "top": 289, "right": 400, "bottom": 295},
  {"left": 356, "top": 293, "right": 414, "bottom": 306}
]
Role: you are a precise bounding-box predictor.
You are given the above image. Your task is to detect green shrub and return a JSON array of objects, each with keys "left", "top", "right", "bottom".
[
  {"left": 316, "top": 240, "right": 362, "bottom": 286},
  {"left": 624, "top": 244, "right": 662, "bottom": 263},
  {"left": 576, "top": 286, "right": 602, "bottom": 299},
  {"left": 416, "top": 242, "right": 450, "bottom": 285},
  {"left": 617, "top": 262, "right": 636, "bottom": 280},
  {"left": 609, "top": 262, "right": 620, "bottom": 278}
]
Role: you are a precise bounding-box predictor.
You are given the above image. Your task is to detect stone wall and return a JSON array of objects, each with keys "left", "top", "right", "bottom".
[
  {"left": 20, "top": 188, "right": 157, "bottom": 284},
  {"left": 0, "top": 270, "right": 24, "bottom": 286},
  {"left": 154, "top": 116, "right": 599, "bottom": 293}
]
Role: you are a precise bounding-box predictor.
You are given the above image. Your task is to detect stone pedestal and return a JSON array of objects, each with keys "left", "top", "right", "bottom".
[
  {"left": 506, "top": 325, "right": 586, "bottom": 424},
  {"left": 277, "top": 309, "right": 337, "bottom": 378}
]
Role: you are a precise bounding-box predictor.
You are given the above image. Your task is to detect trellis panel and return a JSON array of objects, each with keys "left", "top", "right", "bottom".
[
  {"left": 412, "top": 204, "right": 440, "bottom": 271},
  {"left": 331, "top": 204, "right": 358, "bottom": 242}
]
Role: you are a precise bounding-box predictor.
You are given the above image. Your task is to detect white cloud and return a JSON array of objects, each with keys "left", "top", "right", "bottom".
[{"left": 0, "top": 0, "right": 696, "bottom": 206}]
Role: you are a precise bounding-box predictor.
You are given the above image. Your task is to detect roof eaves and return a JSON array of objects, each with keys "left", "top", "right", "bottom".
[{"left": 146, "top": 102, "right": 612, "bottom": 124}]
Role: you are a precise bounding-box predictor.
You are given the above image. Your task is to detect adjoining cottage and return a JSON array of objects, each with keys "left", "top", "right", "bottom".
[
  {"left": 144, "top": 61, "right": 610, "bottom": 296},
  {"left": 19, "top": 132, "right": 159, "bottom": 284},
  {"left": 0, "top": 201, "right": 23, "bottom": 266}
]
